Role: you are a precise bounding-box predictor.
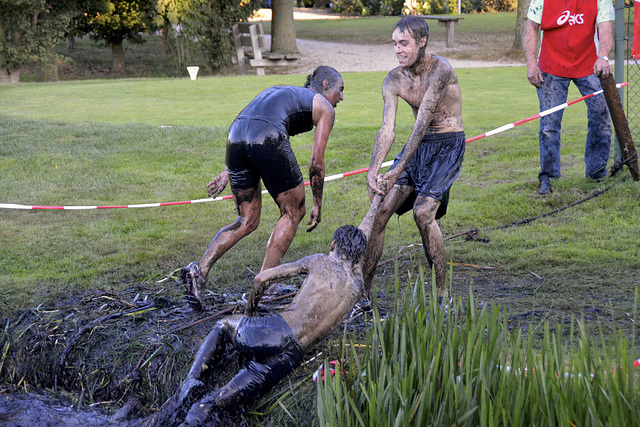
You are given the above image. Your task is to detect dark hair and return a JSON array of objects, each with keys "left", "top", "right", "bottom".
[
  {"left": 304, "top": 65, "right": 342, "bottom": 92},
  {"left": 393, "top": 16, "right": 429, "bottom": 56},
  {"left": 332, "top": 225, "right": 367, "bottom": 263}
]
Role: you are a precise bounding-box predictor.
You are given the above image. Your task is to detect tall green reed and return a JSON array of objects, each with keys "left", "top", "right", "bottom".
[{"left": 317, "top": 267, "right": 640, "bottom": 426}]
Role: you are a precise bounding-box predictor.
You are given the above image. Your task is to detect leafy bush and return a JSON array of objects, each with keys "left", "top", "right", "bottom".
[
  {"left": 317, "top": 270, "right": 640, "bottom": 426},
  {"left": 333, "top": 0, "right": 515, "bottom": 16},
  {"left": 331, "top": 0, "right": 403, "bottom": 16},
  {"left": 182, "top": 0, "right": 261, "bottom": 70},
  {"left": 463, "top": 0, "right": 516, "bottom": 13}
]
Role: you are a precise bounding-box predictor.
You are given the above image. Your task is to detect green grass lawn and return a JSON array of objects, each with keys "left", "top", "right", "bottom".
[{"left": 1, "top": 68, "right": 638, "bottom": 324}]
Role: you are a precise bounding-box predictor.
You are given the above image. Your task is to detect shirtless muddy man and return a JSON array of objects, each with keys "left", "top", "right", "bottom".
[
  {"left": 145, "top": 224, "right": 369, "bottom": 426},
  {"left": 362, "top": 16, "right": 465, "bottom": 303}
]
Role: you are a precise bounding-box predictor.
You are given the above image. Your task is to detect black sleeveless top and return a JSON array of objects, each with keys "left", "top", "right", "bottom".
[{"left": 235, "top": 86, "right": 317, "bottom": 136}]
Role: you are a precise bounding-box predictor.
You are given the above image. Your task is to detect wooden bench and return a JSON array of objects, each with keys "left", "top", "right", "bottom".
[
  {"left": 417, "top": 15, "right": 463, "bottom": 48},
  {"left": 232, "top": 23, "right": 300, "bottom": 76}
]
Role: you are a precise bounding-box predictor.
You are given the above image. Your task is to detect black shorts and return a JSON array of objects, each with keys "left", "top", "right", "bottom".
[
  {"left": 211, "top": 314, "right": 304, "bottom": 409},
  {"left": 392, "top": 131, "right": 465, "bottom": 219},
  {"left": 226, "top": 118, "right": 304, "bottom": 197}
]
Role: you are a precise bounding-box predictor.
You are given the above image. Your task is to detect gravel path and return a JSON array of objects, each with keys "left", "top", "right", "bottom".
[
  {"left": 283, "top": 38, "right": 523, "bottom": 74},
  {"left": 253, "top": 8, "right": 524, "bottom": 74}
]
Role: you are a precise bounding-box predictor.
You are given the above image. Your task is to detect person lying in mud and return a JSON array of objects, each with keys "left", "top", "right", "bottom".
[{"left": 146, "top": 224, "right": 367, "bottom": 427}]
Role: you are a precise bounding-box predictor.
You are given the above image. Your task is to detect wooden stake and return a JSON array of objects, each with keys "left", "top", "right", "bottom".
[{"left": 599, "top": 73, "right": 640, "bottom": 181}]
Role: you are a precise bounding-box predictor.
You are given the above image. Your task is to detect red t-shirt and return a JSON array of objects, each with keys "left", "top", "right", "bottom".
[{"left": 539, "top": 0, "right": 598, "bottom": 78}]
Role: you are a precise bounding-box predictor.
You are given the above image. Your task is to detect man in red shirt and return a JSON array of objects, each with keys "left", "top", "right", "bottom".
[{"left": 524, "top": 0, "right": 614, "bottom": 195}]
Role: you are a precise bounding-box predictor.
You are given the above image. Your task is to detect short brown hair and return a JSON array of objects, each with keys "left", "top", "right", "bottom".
[{"left": 393, "top": 16, "right": 429, "bottom": 56}]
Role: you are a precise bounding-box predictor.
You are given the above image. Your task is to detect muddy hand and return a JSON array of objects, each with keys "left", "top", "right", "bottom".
[
  {"left": 306, "top": 204, "right": 321, "bottom": 232},
  {"left": 380, "top": 169, "right": 400, "bottom": 193},
  {"left": 367, "top": 173, "right": 387, "bottom": 197},
  {"left": 207, "top": 169, "right": 229, "bottom": 197}
]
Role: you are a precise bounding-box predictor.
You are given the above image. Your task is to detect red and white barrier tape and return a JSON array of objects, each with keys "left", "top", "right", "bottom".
[
  {"left": 466, "top": 81, "right": 629, "bottom": 143},
  {"left": 1, "top": 82, "right": 628, "bottom": 211}
]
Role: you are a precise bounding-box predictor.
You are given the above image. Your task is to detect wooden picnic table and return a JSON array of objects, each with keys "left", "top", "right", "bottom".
[{"left": 417, "top": 15, "right": 464, "bottom": 48}]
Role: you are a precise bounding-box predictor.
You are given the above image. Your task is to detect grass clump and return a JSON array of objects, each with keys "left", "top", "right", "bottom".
[{"left": 318, "top": 268, "right": 640, "bottom": 426}]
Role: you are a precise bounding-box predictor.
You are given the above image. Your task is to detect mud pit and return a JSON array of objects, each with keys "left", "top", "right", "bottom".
[
  {"left": 0, "top": 247, "right": 634, "bottom": 426},
  {"left": 0, "top": 274, "right": 396, "bottom": 426},
  {"left": 0, "top": 391, "right": 131, "bottom": 426}
]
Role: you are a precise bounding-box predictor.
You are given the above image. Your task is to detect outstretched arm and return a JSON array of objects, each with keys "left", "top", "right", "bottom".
[{"left": 244, "top": 259, "right": 310, "bottom": 316}]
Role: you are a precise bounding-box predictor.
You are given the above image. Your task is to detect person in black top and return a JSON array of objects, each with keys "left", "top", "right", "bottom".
[{"left": 182, "top": 66, "right": 344, "bottom": 309}]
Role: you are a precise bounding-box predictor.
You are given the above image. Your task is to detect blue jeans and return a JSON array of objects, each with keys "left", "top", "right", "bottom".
[{"left": 536, "top": 72, "right": 612, "bottom": 181}]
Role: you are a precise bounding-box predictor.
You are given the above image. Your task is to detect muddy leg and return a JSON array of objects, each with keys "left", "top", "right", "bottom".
[
  {"left": 186, "top": 323, "right": 230, "bottom": 379},
  {"left": 360, "top": 186, "right": 411, "bottom": 295},
  {"left": 146, "top": 320, "right": 240, "bottom": 427},
  {"left": 199, "top": 187, "right": 262, "bottom": 279},
  {"left": 413, "top": 195, "right": 446, "bottom": 297},
  {"left": 260, "top": 183, "right": 306, "bottom": 271}
]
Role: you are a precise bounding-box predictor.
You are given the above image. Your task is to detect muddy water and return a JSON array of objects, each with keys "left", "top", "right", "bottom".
[{"left": 0, "top": 391, "right": 142, "bottom": 426}]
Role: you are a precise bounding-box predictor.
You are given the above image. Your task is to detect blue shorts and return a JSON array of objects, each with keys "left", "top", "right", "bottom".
[{"left": 392, "top": 131, "right": 465, "bottom": 219}]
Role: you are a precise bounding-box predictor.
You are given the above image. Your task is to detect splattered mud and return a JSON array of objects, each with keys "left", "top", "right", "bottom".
[
  {"left": 0, "top": 256, "right": 636, "bottom": 426},
  {"left": 0, "top": 275, "right": 393, "bottom": 426},
  {"left": 0, "top": 391, "right": 136, "bottom": 426}
]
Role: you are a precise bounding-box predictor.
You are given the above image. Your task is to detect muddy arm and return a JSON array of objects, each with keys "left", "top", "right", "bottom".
[
  {"left": 307, "top": 96, "right": 335, "bottom": 232},
  {"left": 368, "top": 77, "right": 399, "bottom": 199},
  {"left": 358, "top": 194, "right": 383, "bottom": 240},
  {"left": 245, "top": 259, "right": 310, "bottom": 316}
]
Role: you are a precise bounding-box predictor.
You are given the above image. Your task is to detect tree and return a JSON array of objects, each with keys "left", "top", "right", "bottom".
[
  {"left": 182, "top": 0, "right": 260, "bottom": 70},
  {"left": 0, "top": 0, "right": 74, "bottom": 83},
  {"left": 512, "top": 0, "right": 531, "bottom": 52},
  {"left": 270, "top": 0, "right": 298, "bottom": 54},
  {"left": 66, "top": 0, "right": 107, "bottom": 51},
  {"left": 154, "top": 0, "right": 188, "bottom": 59},
  {"left": 80, "top": 0, "right": 155, "bottom": 73}
]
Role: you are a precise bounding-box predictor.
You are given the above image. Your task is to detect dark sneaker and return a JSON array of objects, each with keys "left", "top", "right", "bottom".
[
  {"left": 181, "top": 262, "right": 206, "bottom": 310},
  {"left": 538, "top": 179, "right": 553, "bottom": 195}
]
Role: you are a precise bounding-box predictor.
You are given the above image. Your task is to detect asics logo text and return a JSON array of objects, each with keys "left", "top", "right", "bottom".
[{"left": 557, "top": 10, "right": 584, "bottom": 25}]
